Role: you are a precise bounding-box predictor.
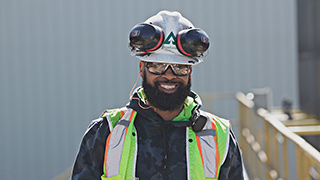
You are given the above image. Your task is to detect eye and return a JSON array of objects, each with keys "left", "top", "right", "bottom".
[
  {"left": 171, "top": 64, "right": 190, "bottom": 75},
  {"left": 152, "top": 63, "right": 166, "bottom": 68},
  {"left": 145, "top": 62, "right": 169, "bottom": 75},
  {"left": 172, "top": 64, "right": 189, "bottom": 70}
]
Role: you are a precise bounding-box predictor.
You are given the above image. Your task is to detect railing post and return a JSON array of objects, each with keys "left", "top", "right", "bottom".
[
  {"left": 273, "top": 130, "right": 279, "bottom": 179},
  {"left": 282, "top": 138, "right": 289, "bottom": 180},
  {"left": 236, "top": 92, "right": 320, "bottom": 180},
  {"left": 265, "top": 120, "right": 271, "bottom": 180}
]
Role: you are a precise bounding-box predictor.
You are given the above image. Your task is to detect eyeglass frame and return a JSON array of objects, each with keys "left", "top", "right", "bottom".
[{"left": 144, "top": 62, "right": 191, "bottom": 76}]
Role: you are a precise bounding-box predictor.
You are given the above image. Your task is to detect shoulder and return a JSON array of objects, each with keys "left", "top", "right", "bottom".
[
  {"left": 82, "top": 117, "right": 110, "bottom": 143},
  {"left": 72, "top": 117, "right": 109, "bottom": 179},
  {"left": 99, "top": 106, "right": 134, "bottom": 131},
  {"left": 82, "top": 106, "right": 129, "bottom": 141},
  {"left": 87, "top": 117, "right": 105, "bottom": 130},
  {"left": 200, "top": 110, "right": 231, "bottom": 130}
]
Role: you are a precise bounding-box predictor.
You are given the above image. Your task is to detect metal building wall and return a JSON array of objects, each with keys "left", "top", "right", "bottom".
[
  {"left": 0, "top": 0, "right": 297, "bottom": 179},
  {"left": 297, "top": 0, "right": 320, "bottom": 119}
]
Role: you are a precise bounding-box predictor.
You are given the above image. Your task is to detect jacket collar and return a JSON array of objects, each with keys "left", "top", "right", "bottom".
[{"left": 127, "top": 87, "right": 201, "bottom": 122}]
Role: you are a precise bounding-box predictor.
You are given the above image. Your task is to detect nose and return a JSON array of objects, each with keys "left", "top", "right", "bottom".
[{"left": 162, "top": 66, "right": 176, "bottom": 79}]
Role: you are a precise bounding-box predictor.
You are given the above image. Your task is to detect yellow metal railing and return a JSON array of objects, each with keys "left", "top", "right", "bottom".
[{"left": 236, "top": 92, "right": 320, "bottom": 180}]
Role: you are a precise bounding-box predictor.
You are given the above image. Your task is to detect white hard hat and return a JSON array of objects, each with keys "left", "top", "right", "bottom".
[{"left": 129, "top": 10, "right": 210, "bottom": 65}]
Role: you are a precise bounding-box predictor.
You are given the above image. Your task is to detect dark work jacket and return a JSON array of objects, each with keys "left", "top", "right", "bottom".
[{"left": 72, "top": 92, "right": 244, "bottom": 180}]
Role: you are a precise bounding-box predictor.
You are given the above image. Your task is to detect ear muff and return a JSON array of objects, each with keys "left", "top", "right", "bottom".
[
  {"left": 191, "top": 115, "right": 207, "bottom": 132},
  {"left": 176, "top": 28, "right": 210, "bottom": 57},
  {"left": 163, "top": 104, "right": 206, "bottom": 132},
  {"left": 129, "top": 23, "right": 165, "bottom": 52}
]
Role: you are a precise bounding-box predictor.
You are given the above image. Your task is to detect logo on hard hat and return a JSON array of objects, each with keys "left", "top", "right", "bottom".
[{"left": 164, "top": 32, "right": 176, "bottom": 45}]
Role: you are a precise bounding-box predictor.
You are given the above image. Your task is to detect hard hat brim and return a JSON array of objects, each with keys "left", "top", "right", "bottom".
[{"left": 133, "top": 51, "right": 203, "bottom": 65}]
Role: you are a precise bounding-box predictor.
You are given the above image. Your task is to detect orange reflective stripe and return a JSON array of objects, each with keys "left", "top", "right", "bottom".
[
  {"left": 120, "top": 110, "right": 125, "bottom": 118},
  {"left": 194, "top": 116, "right": 220, "bottom": 179},
  {"left": 124, "top": 110, "right": 135, "bottom": 135},
  {"left": 104, "top": 131, "right": 113, "bottom": 177},
  {"left": 196, "top": 135, "right": 204, "bottom": 166},
  {"left": 129, "top": 110, "right": 135, "bottom": 122}
]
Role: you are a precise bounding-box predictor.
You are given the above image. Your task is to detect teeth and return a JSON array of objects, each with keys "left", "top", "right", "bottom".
[{"left": 161, "top": 84, "right": 176, "bottom": 89}]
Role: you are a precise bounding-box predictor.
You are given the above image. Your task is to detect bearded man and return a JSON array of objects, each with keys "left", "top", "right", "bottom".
[{"left": 72, "top": 10, "right": 244, "bottom": 180}]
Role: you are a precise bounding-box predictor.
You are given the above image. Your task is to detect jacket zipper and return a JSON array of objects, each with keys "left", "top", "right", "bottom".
[{"left": 162, "top": 121, "right": 169, "bottom": 175}]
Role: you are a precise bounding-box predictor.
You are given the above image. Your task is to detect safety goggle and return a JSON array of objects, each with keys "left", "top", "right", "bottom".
[
  {"left": 129, "top": 23, "right": 209, "bottom": 58},
  {"left": 145, "top": 62, "right": 191, "bottom": 76}
]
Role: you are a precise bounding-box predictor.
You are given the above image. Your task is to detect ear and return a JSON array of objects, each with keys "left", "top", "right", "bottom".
[
  {"left": 139, "top": 61, "right": 144, "bottom": 77},
  {"left": 190, "top": 66, "right": 193, "bottom": 75}
]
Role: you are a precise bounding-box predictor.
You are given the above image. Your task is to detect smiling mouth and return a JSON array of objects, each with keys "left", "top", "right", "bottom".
[
  {"left": 160, "top": 84, "right": 176, "bottom": 90},
  {"left": 158, "top": 82, "right": 180, "bottom": 93}
]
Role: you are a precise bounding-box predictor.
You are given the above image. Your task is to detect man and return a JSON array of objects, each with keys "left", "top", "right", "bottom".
[{"left": 72, "top": 10, "right": 244, "bottom": 180}]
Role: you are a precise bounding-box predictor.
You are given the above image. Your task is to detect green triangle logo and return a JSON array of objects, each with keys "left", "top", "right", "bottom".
[{"left": 164, "top": 32, "right": 176, "bottom": 45}]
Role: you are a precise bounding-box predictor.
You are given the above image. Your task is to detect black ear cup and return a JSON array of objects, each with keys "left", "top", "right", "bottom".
[
  {"left": 162, "top": 106, "right": 207, "bottom": 132},
  {"left": 176, "top": 28, "right": 210, "bottom": 57},
  {"left": 192, "top": 115, "right": 207, "bottom": 132},
  {"left": 129, "top": 23, "right": 165, "bottom": 52}
]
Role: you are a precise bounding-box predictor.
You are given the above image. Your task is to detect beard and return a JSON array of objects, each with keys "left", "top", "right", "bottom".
[{"left": 142, "top": 71, "right": 191, "bottom": 111}]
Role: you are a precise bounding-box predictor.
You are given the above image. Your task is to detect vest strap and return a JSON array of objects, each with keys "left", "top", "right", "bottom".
[
  {"left": 103, "top": 109, "right": 135, "bottom": 178},
  {"left": 196, "top": 129, "right": 216, "bottom": 136},
  {"left": 196, "top": 117, "right": 219, "bottom": 178},
  {"left": 117, "top": 120, "right": 131, "bottom": 127}
]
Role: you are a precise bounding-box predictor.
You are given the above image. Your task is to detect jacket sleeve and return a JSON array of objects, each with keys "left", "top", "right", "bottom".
[
  {"left": 218, "top": 129, "right": 245, "bottom": 180},
  {"left": 72, "top": 117, "right": 110, "bottom": 180}
]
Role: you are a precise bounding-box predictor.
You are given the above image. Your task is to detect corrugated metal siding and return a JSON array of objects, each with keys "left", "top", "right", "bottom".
[{"left": 0, "top": 0, "right": 297, "bottom": 179}]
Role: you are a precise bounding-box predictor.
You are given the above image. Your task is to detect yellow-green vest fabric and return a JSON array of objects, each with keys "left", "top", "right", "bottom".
[{"left": 101, "top": 108, "right": 230, "bottom": 180}]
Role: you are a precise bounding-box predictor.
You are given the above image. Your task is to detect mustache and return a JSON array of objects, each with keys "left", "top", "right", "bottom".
[
  {"left": 155, "top": 79, "right": 183, "bottom": 84},
  {"left": 142, "top": 74, "right": 191, "bottom": 111}
]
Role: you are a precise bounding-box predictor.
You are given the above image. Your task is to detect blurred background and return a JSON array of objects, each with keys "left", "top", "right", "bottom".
[{"left": 1, "top": 0, "right": 318, "bottom": 179}]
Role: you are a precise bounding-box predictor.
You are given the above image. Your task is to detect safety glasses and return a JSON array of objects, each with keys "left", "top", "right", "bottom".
[
  {"left": 145, "top": 62, "right": 191, "bottom": 76},
  {"left": 129, "top": 23, "right": 209, "bottom": 58}
]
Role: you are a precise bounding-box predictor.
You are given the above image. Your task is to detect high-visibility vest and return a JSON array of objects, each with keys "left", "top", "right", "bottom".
[{"left": 101, "top": 107, "right": 230, "bottom": 180}]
